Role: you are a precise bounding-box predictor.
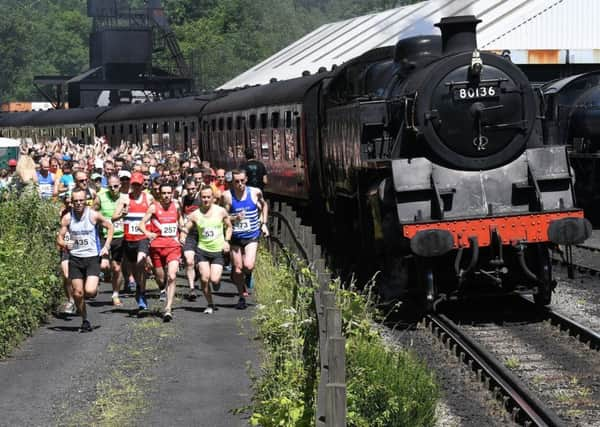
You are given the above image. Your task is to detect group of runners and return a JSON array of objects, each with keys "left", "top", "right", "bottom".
[{"left": 14, "top": 138, "right": 269, "bottom": 331}]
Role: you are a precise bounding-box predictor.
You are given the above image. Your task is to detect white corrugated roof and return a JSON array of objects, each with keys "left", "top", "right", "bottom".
[{"left": 220, "top": 0, "right": 600, "bottom": 90}]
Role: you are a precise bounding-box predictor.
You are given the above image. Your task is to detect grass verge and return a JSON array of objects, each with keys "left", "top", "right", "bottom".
[
  {"left": 0, "top": 191, "right": 61, "bottom": 358},
  {"left": 247, "top": 248, "right": 439, "bottom": 426}
]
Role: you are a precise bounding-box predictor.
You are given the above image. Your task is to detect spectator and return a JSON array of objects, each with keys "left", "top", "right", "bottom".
[
  {"left": 14, "top": 155, "right": 38, "bottom": 193},
  {"left": 240, "top": 147, "right": 268, "bottom": 190}
]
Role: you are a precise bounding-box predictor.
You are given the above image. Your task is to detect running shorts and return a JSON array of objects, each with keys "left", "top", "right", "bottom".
[
  {"left": 195, "top": 248, "right": 225, "bottom": 266},
  {"left": 149, "top": 246, "right": 181, "bottom": 268},
  {"left": 69, "top": 255, "right": 101, "bottom": 280},
  {"left": 123, "top": 239, "right": 150, "bottom": 263}
]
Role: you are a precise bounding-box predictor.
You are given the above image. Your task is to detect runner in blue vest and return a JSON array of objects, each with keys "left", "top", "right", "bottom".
[
  {"left": 37, "top": 157, "right": 55, "bottom": 199},
  {"left": 222, "top": 169, "right": 269, "bottom": 309}
]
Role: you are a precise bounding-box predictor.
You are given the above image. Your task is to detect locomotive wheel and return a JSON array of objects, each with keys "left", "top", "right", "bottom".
[{"left": 533, "top": 245, "right": 553, "bottom": 307}]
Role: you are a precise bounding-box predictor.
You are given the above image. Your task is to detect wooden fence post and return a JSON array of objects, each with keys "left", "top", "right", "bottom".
[
  {"left": 281, "top": 204, "right": 292, "bottom": 248},
  {"left": 326, "top": 335, "right": 346, "bottom": 427}
]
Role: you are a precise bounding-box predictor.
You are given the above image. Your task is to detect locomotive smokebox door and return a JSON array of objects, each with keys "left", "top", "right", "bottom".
[{"left": 403, "top": 16, "right": 538, "bottom": 171}]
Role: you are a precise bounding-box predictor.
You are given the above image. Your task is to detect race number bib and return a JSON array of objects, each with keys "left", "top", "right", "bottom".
[
  {"left": 201, "top": 227, "right": 219, "bottom": 241},
  {"left": 73, "top": 238, "right": 89, "bottom": 249},
  {"left": 113, "top": 220, "right": 124, "bottom": 233},
  {"left": 233, "top": 219, "right": 251, "bottom": 233},
  {"left": 160, "top": 223, "right": 178, "bottom": 237},
  {"left": 128, "top": 221, "right": 143, "bottom": 235},
  {"left": 39, "top": 183, "right": 52, "bottom": 197}
]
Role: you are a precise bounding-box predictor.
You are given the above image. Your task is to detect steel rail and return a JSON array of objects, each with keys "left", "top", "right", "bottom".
[
  {"left": 426, "top": 314, "right": 566, "bottom": 427},
  {"left": 520, "top": 298, "right": 600, "bottom": 350},
  {"left": 546, "top": 308, "right": 600, "bottom": 350},
  {"left": 551, "top": 245, "right": 600, "bottom": 275}
]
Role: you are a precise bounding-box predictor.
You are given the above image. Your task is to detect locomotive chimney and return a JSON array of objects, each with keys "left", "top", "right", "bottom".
[{"left": 435, "top": 15, "right": 481, "bottom": 55}]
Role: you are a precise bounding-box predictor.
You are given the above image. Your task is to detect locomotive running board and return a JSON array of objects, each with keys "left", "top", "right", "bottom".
[{"left": 402, "top": 210, "right": 588, "bottom": 249}]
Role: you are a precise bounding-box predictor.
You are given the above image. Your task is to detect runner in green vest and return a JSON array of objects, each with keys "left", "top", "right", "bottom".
[
  {"left": 180, "top": 185, "right": 232, "bottom": 314},
  {"left": 94, "top": 174, "right": 127, "bottom": 306}
]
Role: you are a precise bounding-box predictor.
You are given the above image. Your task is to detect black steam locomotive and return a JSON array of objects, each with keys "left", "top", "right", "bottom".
[
  {"left": 0, "top": 16, "right": 591, "bottom": 310},
  {"left": 542, "top": 71, "right": 600, "bottom": 227}
]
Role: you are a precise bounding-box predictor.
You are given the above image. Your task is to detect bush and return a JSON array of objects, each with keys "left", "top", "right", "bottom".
[
  {"left": 0, "top": 191, "right": 61, "bottom": 357},
  {"left": 249, "top": 249, "right": 439, "bottom": 426}
]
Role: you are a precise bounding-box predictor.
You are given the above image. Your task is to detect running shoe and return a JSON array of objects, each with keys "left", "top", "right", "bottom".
[
  {"left": 80, "top": 319, "right": 93, "bottom": 333},
  {"left": 124, "top": 280, "right": 136, "bottom": 294},
  {"left": 235, "top": 297, "right": 247, "bottom": 310},
  {"left": 212, "top": 282, "right": 221, "bottom": 292},
  {"left": 159, "top": 289, "right": 166, "bottom": 302},
  {"left": 137, "top": 295, "right": 148, "bottom": 311},
  {"left": 163, "top": 310, "right": 173, "bottom": 322},
  {"left": 204, "top": 306, "right": 214, "bottom": 315},
  {"left": 223, "top": 264, "right": 232, "bottom": 274},
  {"left": 242, "top": 291, "right": 250, "bottom": 297},
  {"left": 112, "top": 296, "right": 123, "bottom": 306},
  {"left": 59, "top": 301, "right": 76, "bottom": 315},
  {"left": 188, "top": 289, "right": 197, "bottom": 301},
  {"left": 65, "top": 301, "right": 76, "bottom": 314}
]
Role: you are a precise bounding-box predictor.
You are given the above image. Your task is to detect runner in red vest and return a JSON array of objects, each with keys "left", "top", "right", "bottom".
[
  {"left": 113, "top": 172, "right": 155, "bottom": 313},
  {"left": 139, "top": 182, "right": 184, "bottom": 322}
]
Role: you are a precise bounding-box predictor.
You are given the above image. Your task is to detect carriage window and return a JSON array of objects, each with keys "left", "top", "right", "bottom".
[
  {"left": 120, "top": 124, "right": 124, "bottom": 134},
  {"left": 163, "top": 122, "right": 169, "bottom": 133},
  {"left": 249, "top": 114, "right": 257, "bottom": 129},
  {"left": 296, "top": 117, "right": 302, "bottom": 157},
  {"left": 152, "top": 123, "right": 158, "bottom": 133},
  {"left": 236, "top": 116, "right": 242, "bottom": 130},
  {"left": 272, "top": 127, "right": 281, "bottom": 160},
  {"left": 285, "top": 111, "right": 292, "bottom": 128},
  {"left": 260, "top": 113, "right": 268, "bottom": 129},
  {"left": 226, "top": 117, "right": 232, "bottom": 130},
  {"left": 218, "top": 117, "right": 224, "bottom": 131},
  {"left": 129, "top": 124, "right": 133, "bottom": 133},
  {"left": 271, "top": 112, "right": 280, "bottom": 128},
  {"left": 111, "top": 125, "right": 115, "bottom": 135},
  {"left": 175, "top": 121, "right": 180, "bottom": 132},
  {"left": 211, "top": 119, "right": 216, "bottom": 131}
]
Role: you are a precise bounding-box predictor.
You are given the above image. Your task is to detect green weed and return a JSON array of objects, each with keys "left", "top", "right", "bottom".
[
  {"left": 246, "top": 248, "right": 439, "bottom": 427},
  {"left": 504, "top": 357, "right": 520, "bottom": 369},
  {"left": 0, "top": 191, "right": 61, "bottom": 358}
]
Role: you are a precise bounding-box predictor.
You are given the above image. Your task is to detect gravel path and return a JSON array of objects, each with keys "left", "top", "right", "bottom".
[{"left": 0, "top": 276, "right": 257, "bottom": 427}]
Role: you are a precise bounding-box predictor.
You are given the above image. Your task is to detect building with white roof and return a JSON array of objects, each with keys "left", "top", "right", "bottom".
[{"left": 219, "top": 0, "right": 600, "bottom": 90}]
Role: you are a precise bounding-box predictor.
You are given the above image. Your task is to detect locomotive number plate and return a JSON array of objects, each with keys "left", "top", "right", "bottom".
[{"left": 454, "top": 85, "right": 497, "bottom": 101}]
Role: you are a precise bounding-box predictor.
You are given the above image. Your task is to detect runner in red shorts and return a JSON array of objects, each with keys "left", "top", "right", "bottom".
[{"left": 139, "top": 182, "right": 184, "bottom": 322}]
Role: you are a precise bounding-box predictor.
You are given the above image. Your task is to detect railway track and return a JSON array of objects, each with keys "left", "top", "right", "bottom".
[
  {"left": 551, "top": 244, "right": 600, "bottom": 275},
  {"left": 424, "top": 299, "right": 600, "bottom": 426}
]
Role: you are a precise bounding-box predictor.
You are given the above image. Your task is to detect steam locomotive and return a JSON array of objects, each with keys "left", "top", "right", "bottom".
[
  {"left": 0, "top": 15, "right": 591, "bottom": 310},
  {"left": 542, "top": 70, "right": 600, "bottom": 227}
]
